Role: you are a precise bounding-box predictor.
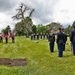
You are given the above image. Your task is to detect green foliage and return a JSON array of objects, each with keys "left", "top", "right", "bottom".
[
  {"left": 15, "top": 17, "right": 33, "bottom": 36},
  {"left": 25, "top": 16, "right": 32, "bottom": 22},
  {"left": 37, "top": 24, "right": 48, "bottom": 33},
  {"left": 1, "top": 25, "right": 11, "bottom": 35},
  {"left": 32, "top": 25, "right": 37, "bottom": 33},
  {"left": 65, "top": 25, "right": 72, "bottom": 35}
]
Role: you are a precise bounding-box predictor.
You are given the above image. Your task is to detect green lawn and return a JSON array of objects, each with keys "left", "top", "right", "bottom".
[{"left": 0, "top": 36, "right": 75, "bottom": 75}]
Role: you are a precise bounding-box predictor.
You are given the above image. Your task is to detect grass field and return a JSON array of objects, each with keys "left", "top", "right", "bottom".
[{"left": 0, "top": 36, "right": 75, "bottom": 75}]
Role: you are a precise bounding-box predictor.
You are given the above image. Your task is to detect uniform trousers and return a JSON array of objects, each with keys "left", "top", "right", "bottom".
[
  {"left": 49, "top": 42, "right": 54, "bottom": 52},
  {"left": 57, "top": 44, "right": 63, "bottom": 57},
  {"left": 72, "top": 42, "right": 75, "bottom": 55}
]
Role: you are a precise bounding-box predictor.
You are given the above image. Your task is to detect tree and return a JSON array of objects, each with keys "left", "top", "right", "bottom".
[
  {"left": 15, "top": 21, "right": 26, "bottom": 36},
  {"left": 36, "top": 24, "right": 48, "bottom": 33},
  {"left": 12, "top": 3, "right": 35, "bottom": 37},
  {"left": 1, "top": 25, "right": 11, "bottom": 35},
  {"left": 32, "top": 25, "right": 37, "bottom": 33},
  {"left": 46, "top": 22, "right": 62, "bottom": 33},
  {"left": 65, "top": 25, "right": 72, "bottom": 34}
]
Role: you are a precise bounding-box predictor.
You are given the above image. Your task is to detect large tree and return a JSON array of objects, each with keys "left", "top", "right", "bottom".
[
  {"left": 47, "top": 22, "right": 62, "bottom": 33},
  {"left": 12, "top": 3, "right": 35, "bottom": 36}
]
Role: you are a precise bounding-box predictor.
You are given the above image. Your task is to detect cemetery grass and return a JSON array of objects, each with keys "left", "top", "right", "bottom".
[{"left": 0, "top": 36, "right": 75, "bottom": 75}]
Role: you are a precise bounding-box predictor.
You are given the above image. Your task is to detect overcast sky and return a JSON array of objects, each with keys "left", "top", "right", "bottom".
[{"left": 0, "top": 0, "right": 75, "bottom": 31}]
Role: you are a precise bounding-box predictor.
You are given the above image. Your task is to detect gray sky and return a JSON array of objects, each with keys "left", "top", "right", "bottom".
[{"left": 0, "top": 0, "right": 75, "bottom": 31}]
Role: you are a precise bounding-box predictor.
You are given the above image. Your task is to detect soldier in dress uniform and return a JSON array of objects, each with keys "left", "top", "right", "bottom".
[
  {"left": 40, "top": 32, "right": 43, "bottom": 39},
  {"left": 0, "top": 35, "right": 1, "bottom": 42},
  {"left": 31, "top": 33, "right": 33, "bottom": 40},
  {"left": 5, "top": 34, "right": 8, "bottom": 43},
  {"left": 48, "top": 30, "right": 55, "bottom": 52},
  {"left": 33, "top": 33, "right": 36, "bottom": 40},
  {"left": 46, "top": 33, "right": 49, "bottom": 39},
  {"left": 1, "top": 36, "right": 3, "bottom": 43},
  {"left": 0, "top": 35, "right": 3, "bottom": 43},
  {"left": 11, "top": 33, "right": 15, "bottom": 43},
  {"left": 56, "top": 28, "right": 65, "bottom": 57},
  {"left": 62, "top": 28, "right": 67, "bottom": 51},
  {"left": 70, "top": 24, "right": 75, "bottom": 55},
  {"left": 37, "top": 33, "right": 39, "bottom": 40},
  {"left": 43, "top": 33, "right": 45, "bottom": 39}
]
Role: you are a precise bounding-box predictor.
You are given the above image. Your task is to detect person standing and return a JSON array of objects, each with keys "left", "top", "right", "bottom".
[
  {"left": 1, "top": 36, "right": 3, "bottom": 43},
  {"left": 48, "top": 30, "right": 55, "bottom": 52},
  {"left": 33, "top": 33, "right": 36, "bottom": 40},
  {"left": 46, "top": 33, "right": 49, "bottom": 39},
  {"left": 57, "top": 28, "right": 65, "bottom": 57},
  {"left": 31, "top": 33, "right": 33, "bottom": 40},
  {"left": 40, "top": 32, "right": 43, "bottom": 39},
  {"left": 43, "top": 33, "right": 45, "bottom": 39},
  {"left": 70, "top": 25, "right": 75, "bottom": 55},
  {"left": 1, "top": 32, "right": 4, "bottom": 42},
  {"left": 37, "top": 33, "right": 39, "bottom": 40},
  {"left": 11, "top": 32, "right": 16, "bottom": 43},
  {"left": 5, "top": 34, "right": 8, "bottom": 43},
  {"left": 62, "top": 28, "right": 67, "bottom": 51}
]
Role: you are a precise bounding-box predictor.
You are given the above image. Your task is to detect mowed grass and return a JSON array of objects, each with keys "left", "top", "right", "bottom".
[{"left": 0, "top": 36, "right": 75, "bottom": 75}]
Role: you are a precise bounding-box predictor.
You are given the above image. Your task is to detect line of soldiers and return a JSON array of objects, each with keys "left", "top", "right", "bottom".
[
  {"left": 0, "top": 32, "right": 16, "bottom": 43},
  {"left": 31, "top": 33, "right": 49, "bottom": 40},
  {"left": 48, "top": 28, "right": 67, "bottom": 57},
  {"left": 48, "top": 25, "right": 75, "bottom": 57}
]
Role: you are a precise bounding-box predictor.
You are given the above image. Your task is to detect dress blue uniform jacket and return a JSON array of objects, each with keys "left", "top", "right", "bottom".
[
  {"left": 57, "top": 32, "right": 65, "bottom": 44},
  {"left": 70, "top": 29, "right": 75, "bottom": 43},
  {"left": 48, "top": 34, "right": 55, "bottom": 43}
]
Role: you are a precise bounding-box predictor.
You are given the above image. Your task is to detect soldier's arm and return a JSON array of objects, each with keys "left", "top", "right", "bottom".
[
  {"left": 70, "top": 32, "right": 73, "bottom": 42},
  {"left": 56, "top": 33, "right": 59, "bottom": 43}
]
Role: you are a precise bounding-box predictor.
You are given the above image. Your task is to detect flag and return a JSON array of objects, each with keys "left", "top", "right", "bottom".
[
  {"left": 13, "top": 32, "right": 16, "bottom": 36},
  {"left": 1, "top": 32, "right": 4, "bottom": 39},
  {"left": 8, "top": 32, "right": 10, "bottom": 39}
]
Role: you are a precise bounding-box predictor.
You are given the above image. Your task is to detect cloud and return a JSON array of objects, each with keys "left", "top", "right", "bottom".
[
  {"left": 0, "top": 0, "right": 18, "bottom": 12},
  {"left": 0, "top": 0, "right": 75, "bottom": 31},
  {"left": 23, "top": 0, "right": 59, "bottom": 24},
  {"left": 0, "top": 12, "right": 16, "bottom": 31},
  {"left": 53, "top": 0, "right": 75, "bottom": 26}
]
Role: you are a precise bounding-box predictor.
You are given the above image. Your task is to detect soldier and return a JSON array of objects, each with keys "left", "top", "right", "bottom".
[
  {"left": 5, "top": 34, "right": 8, "bottom": 43},
  {"left": 1, "top": 32, "right": 4, "bottom": 42},
  {"left": 40, "top": 32, "right": 43, "bottom": 39},
  {"left": 62, "top": 28, "right": 67, "bottom": 51},
  {"left": 33, "top": 33, "right": 36, "bottom": 40},
  {"left": 70, "top": 25, "right": 75, "bottom": 55},
  {"left": 43, "top": 33, "right": 45, "bottom": 39},
  {"left": 1, "top": 36, "right": 3, "bottom": 43},
  {"left": 31, "top": 33, "right": 33, "bottom": 40},
  {"left": 37, "top": 33, "right": 39, "bottom": 40},
  {"left": 11, "top": 32, "right": 16, "bottom": 43},
  {"left": 56, "top": 28, "right": 65, "bottom": 57},
  {"left": 0, "top": 35, "right": 1, "bottom": 42},
  {"left": 0, "top": 34, "right": 3, "bottom": 43},
  {"left": 48, "top": 30, "right": 55, "bottom": 52},
  {"left": 11, "top": 34, "right": 15, "bottom": 43},
  {"left": 46, "top": 33, "right": 49, "bottom": 39}
]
